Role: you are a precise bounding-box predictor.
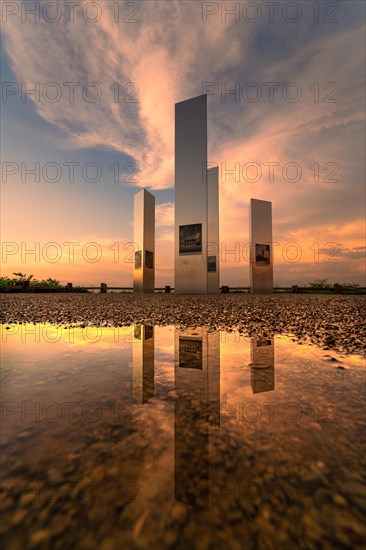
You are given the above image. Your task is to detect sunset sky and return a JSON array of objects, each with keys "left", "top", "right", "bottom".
[{"left": 1, "top": 0, "right": 365, "bottom": 286}]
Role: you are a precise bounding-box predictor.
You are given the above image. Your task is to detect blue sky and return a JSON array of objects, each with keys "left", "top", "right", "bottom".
[{"left": 1, "top": 0, "right": 365, "bottom": 286}]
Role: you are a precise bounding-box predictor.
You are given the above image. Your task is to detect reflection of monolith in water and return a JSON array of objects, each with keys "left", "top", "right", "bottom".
[
  {"left": 132, "top": 325, "right": 154, "bottom": 403},
  {"left": 249, "top": 337, "right": 275, "bottom": 393},
  {"left": 174, "top": 327, "right": 220, "bottom": 510}
]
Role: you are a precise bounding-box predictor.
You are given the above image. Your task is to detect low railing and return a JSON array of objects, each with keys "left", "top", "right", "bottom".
[{"left": 3, "top": 283, "right": 366, "bottom": 294}]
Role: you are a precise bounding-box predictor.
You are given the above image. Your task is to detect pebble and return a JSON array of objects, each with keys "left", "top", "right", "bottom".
[
  {"left": 47, "top": 468, "right": 64, "bottom": 485},
  {"left": 170, "top": 502, "right": 187, "bottom": 524},
  {"left": 11, "top": 509, "right": 28, "bottom": 525},
  {"left": 309, "top": 422, "right": 322, "bottom": 431},
  {"left": 164, "top": 530, "right": 178, "bottom": 547},
  {"left": 29, "top": 529, "right": 51, "bottom": 547},
  {"left": 333, "top": 493, "right": 347, "bottom": 506},
  {"left": 20, "top": 493, "right": 36, "bottom": 506}
]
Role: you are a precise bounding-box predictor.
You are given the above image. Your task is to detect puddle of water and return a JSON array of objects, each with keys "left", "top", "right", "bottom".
[{"left": 1, "top": 324, "right": 365, "bottom": 549}]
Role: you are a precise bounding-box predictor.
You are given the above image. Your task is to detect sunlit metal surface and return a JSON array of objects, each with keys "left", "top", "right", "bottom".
[
  {"left": 133, "top": 189, "right": 155, "bottom": 293},
  {"left": 175, "top": 95, "right": 210, "bottom": 293},
  {"left": 207, "top": 167, "right": 220, "bottom": 293},
  {"left": 249, "top": 198, "right": 273, "bottom": 293}
]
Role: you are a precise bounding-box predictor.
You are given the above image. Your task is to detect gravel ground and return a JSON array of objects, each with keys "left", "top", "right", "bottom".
[{"left": 1, "top": 293, "right": 365, "bottom": 356}]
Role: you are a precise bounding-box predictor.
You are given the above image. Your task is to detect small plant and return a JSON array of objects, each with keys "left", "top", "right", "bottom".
[
  {"left": 0, "top": 274, "right": 33, "bottom": 291},
  {"left": 72, "top": 286, "right": 89, "bottom": 293},
  {"left": 0, "top": 278, "right": 10, "bottom": 292},
  {"left": 335, "top": 282, "right": 360, "bottom": 289},
  {"left": 308, "top": 279, "right": 331, "bottom": 289},
  {"left": 31, "top": 277, "right": 60, "bottom": 288},
  {"left": 0, "top": 273, "right": 61, "bottom": 292},
  {"left": 12, "top": 272, "right": 34, "bottom": 283}
]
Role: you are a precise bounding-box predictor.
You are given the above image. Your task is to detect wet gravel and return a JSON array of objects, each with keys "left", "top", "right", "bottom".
[{"left": 1, "top": 293, "right": 365, "bottom": 356}]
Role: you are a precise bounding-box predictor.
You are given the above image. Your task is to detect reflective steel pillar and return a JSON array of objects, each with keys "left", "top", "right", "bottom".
[
  {"left": 249, "top": 198, "right": 273, "bottom": 293},
  {"left": 175, "top": 95, "right": 219, "bottom": 293},
  {"left": 133, "top": 189, "right": 155, "bottom": 293},
  {"left": 207, "top": 167, "right": 220, "bottom": 294}
]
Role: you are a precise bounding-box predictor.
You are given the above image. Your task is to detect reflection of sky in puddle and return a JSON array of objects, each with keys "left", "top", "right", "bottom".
[{"left": 1, "top": 325, "right": 365, "bottom": 546}]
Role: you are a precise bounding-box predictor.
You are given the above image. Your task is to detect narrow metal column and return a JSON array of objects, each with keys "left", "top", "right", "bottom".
[
  {"left": 133, "top": 189, "right": 155, "bottom": 293},
  {"left": 249, "top": 198, "right": 273, "bottom": 293},
  {"left": 175, "top": 95, "right": 208, "bottom": 293}
]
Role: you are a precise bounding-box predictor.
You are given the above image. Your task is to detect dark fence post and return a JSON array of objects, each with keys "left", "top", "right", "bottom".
[
  {"left": 333, "top": 283, "right": 343, "bottom": 294},
  {"left": 221, "top": 286, "right": 229, "bottom": 293},
  {"left": 164, "top": 285, "right": 171, "bottom": 293},
  {"left": 291, "top": 285, "right": 299, "bottom": 293},
  {"left": 100, "top": 283, "right": 107, "bottom": 293},
  {"left": 66, "top": 283, "right": 73, "bottom": 292}
]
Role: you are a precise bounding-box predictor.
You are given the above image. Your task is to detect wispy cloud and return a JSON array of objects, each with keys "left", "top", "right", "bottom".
[{"left": 2, "top": 0, "right": 365, "bottom": 283}]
